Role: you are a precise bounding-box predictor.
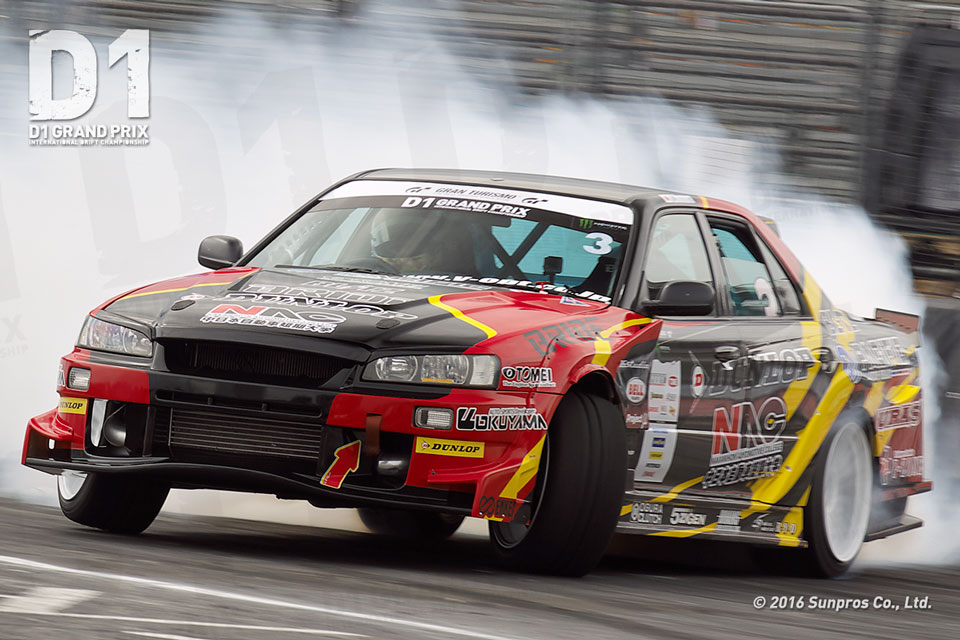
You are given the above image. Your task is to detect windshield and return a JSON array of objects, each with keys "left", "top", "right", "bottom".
[{"left": 246, "top": 180, "right": 634, "bottom": 302}]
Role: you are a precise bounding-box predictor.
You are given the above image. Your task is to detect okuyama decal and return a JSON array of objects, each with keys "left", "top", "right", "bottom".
[
  {"left": 456, "top": 407, "right": 548, "bottom": 431},
  {"left": 415, "top": 437, "right": 484, "bottom": 458},
  {"left": 703, "top": 397, "right": 787, "bottom": 489},
  {"left": 201, "top": 304, "right": 345, "bottom": 334},
  {"left": 501, "top": 366, "right": 556, "bottom": 389}
]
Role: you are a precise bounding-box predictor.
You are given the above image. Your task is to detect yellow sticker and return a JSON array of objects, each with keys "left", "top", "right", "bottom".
[
  {"left": 415, "top": 437, "right": 484, "bottom": 458},
  {"left": 58, "top": 398, "right": 88, "bottom": 415}
]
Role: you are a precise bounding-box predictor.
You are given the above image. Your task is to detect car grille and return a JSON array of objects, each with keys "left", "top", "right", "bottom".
[
  {"left": 162, "top": 340, "right": 353, "bottom": 388},
  {"left": 153, "top": 405, "right": 323, "bottom": 461}
]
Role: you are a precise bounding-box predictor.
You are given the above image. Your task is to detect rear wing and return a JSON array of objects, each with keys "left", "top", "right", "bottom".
[{"left": 874, "top": 308, "right": 920, "bottom": 334}]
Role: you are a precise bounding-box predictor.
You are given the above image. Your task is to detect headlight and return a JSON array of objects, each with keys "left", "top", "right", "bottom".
[
  {"left": 362, "top": 354, "right": 499, "bottom": 387},
  {"left": 77, "top": 316, "right": 153, "bottom": 357}
]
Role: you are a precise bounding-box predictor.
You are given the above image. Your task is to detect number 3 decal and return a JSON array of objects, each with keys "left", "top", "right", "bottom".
[{"left": 583, "top": 232, "right": 613, "bottom": 255}]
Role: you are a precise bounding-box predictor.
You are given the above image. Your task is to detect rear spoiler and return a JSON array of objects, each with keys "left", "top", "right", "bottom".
[{"left": 874, "top": 308, "right": 920, "bottom": 333}]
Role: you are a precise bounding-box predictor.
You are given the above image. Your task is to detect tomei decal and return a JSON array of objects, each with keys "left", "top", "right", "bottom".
[
  {"left": 415, "top": 437, "right": 485, "bottom": 458},
  {"left": 500, "top": 366, "right": 556, "bottom": 389},
  {"left": 456, "top": 407, "right": 548, "bottom": 431},
  {"left": 649, "top": 360, "right": 680, "bottom": 422},
  {"left": 634, "top": 427, "right": 677, "bottom": 483},
  {"left": 703, "top": 397, "right": 788, "bottom": 489},
  {"left": 58, "top": 398, "right": 88, "bottom": 415},
  {"left": 200, "top": 304, "right": 345, "bottom": 334},
  {"left": 875, "top": 401, "right": 921, "bottom": 432}
]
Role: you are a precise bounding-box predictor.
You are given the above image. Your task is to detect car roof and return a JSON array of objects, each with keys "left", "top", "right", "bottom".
[{"left": 354, "top": 168, "right": 674, "bottom": 206}]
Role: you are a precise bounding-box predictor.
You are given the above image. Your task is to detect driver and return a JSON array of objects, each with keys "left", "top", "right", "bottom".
[{"left": 370, "top": 208, "right": 446, "bottom": 274}]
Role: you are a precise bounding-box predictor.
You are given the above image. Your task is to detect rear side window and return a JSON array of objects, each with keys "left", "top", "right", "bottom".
[{"left": 710, "top": 222, "right": 792, "bottom": 317}]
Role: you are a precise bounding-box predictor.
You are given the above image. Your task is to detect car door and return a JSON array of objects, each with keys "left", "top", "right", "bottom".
[
  {"left": 699, "top": 214, "right": 815, "bottom": 499},
  {"left": 623, "top": 211, "right": 745, "bottom": 490}
]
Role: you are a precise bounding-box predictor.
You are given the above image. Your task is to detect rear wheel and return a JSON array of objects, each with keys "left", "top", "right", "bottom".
[
  {"left": 357, "top": 507, "right": 464, "bottom": 541},
  {"left": 804, "top": 418, "right": 873, "bottom": 577},
  {"left": 58, "top": 471, "right": 169, "bottom": 534},
  {"left": 488, "top": 389, "right": 626, "bottom": 576}
]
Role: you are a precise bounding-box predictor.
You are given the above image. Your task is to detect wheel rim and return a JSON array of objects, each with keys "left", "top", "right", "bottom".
[
  {"left": 58, "top": 471, "right": 87, "bottom": 501},
  {"left": 822, "top": 424, "right": 872, "bottom": 563},
  {"left": 491, "top": 438, "right": 549, "bottom": 549}
]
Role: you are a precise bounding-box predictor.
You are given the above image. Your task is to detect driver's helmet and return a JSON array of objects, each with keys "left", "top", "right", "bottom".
[{"left": 370, "top": 209, "right": 443, "bottom": 273}]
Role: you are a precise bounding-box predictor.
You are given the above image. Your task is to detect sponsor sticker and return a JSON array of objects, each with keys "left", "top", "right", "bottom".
[
  {"left": 629, "top": 502, "right": 663, "bottom": 525},
  {"left": 649, "top": 360, "right": 680, "bottom": 422},
  {"left": 669, "top": 507, "right": 707, "bottom": 527},
  {"left": 456, "top": 407, "right": 548, "bottom": 431},
  {"left": 703, "top": 397, "right": 787, "bottom": 488},
  {"left": 691, "top": 365, "right": 705, "bottom": 398},
  {"left": 633, "top": 426, "right": 677, "bottom": 483},
  {"left": 58, "top": 397, "right": 88, "bottom": 415},
  {"left": 200, "top": 304, "right": 344, "bottom": 334},
  {"left": 625, "top": 377, "right": 646, "bottom": 404},
  {"left": 875, "top": 401, "right": 921, "bottom": 432},
  {"left": 415, "top": 437, "right": 484, "bottom": 458},
  {"left": 501, "top": 366, "right": 556, "bottom": 389}
]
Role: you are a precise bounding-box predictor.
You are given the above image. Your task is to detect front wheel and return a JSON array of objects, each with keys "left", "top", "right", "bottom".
[
  {"left": 488, "top": 389, "right": 626, "bottom": 576},
  {"left": 357, "top": 507, "right": 464, "bottom": 541},
  {"left": 804, "top": 418, "right": 874, "bottom": 577},
  {"left": 58, "top": 471, "right": 169, "bottom": 534}
]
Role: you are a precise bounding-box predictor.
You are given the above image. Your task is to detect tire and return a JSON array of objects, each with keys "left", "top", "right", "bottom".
[
  {"left": 804, "top": 418, "right": 874, "bottom": 577},
  {"left": 358, "top": 507, "right": 464, "bottom": 541},
  {"left": 488, "top": 389, "right": 626, "bottom": 576},
  {"left": 58, "top": 471, "right": 169, "bottom": 534}
]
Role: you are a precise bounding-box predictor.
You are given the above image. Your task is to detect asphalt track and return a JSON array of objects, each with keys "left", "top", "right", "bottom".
[{"left": 0, "top": 498, "right": 957, "bottom": 640}]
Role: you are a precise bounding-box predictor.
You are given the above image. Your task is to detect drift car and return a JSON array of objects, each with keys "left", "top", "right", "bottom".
[{"left": 24, "top": 169, "right": 929, "bottom": 576}]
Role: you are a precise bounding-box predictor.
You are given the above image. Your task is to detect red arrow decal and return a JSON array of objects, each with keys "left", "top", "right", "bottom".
[{"left": 320, "top": 440, "right": 361, "bottom": 489}]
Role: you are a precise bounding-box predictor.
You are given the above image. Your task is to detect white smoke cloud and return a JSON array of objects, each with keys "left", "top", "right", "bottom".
[{"left": 0, "top": 3, "right": 952, "bottom": 558}]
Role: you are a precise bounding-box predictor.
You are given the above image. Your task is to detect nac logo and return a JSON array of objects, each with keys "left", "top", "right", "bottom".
[{"left": 29, "top": 29, "right": 149, "bottom": 121}]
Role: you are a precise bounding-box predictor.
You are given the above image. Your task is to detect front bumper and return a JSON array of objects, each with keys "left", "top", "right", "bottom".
[{"left": 24, "top": 350, "right": 561, "bottom": 522}]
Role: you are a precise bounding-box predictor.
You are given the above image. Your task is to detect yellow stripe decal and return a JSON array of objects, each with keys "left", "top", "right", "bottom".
[
  {"left": 752, "top": 370, "right": 854, "bottom": 505},
  {"left": 803, "top": 270, "right": 822, "bottom": 316},
  {"left": 783, "top": 320, "right": 822, "bottom": 420},
  {"left": 698, "top": 195, "right": 709, "bottom": 209},
  {"left": 651, "top": 476, "right": 704, "bottom": 503},
  {"left": 120, "top": 281, "right": 233, "bottom": 300},
  {"left": 499, "top": 434, "right": 546, "bottom": 500},
  {"left": 592, "top": 317, "right": 653, "bottom": 365},
  {"left": 650, "top": 522, "right": 717, "bottom": 538},
  {"left": 887, "top": 384, "right": 920, "bottom": 405},
  {"left": 776, "top": 491, "right": 808, "bottom": 547},
  {"left": 620, "top": 504, "right": 632, "bottom": 517},
  {"left": 864, "top": 381, "right": 885, "bottom": 416},
  {"left": 428, "top": 295, "right": 497, "bottom": 340}
]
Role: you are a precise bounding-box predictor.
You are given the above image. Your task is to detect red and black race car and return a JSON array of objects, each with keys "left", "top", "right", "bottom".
[{"left": 24, "top": 169, "right": 929, "bottom": 576}]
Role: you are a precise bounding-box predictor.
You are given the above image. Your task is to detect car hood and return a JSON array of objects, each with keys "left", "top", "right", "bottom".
[{"left": 103, "top": 267, "right": 609, "bottom": 354}]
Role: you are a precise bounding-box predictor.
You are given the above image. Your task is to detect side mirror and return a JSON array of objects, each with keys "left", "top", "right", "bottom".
[
  {"left": 641, "top": 281, "right": 714, "bottom": 316},
  {"left": 198, "top": 235, "right": 243, "bottom": 270}
]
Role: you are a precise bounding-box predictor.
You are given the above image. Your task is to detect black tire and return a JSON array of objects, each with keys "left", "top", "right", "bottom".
[
  {"left": 488, "top": 389, "right": 626, "bottom": 576},
  {"left": 803, "top": 417, "right": 874, "bottom": 577},
  {"left": 58, "top": 471, "right": 169, "bottom": 534},
  {"left": 357, "top": 507, "right": 464, "bottom": 541}
]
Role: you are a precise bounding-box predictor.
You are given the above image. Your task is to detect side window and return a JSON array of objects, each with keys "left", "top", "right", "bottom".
[
  {"left": 643, "top": 214, "right": 714, "bottom": 301},
  {"left": 709, "top": 223, "right": 783, "bottom": 317}
]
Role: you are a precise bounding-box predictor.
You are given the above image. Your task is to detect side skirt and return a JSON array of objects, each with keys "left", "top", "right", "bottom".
[{"left": 616, "top": 489, "right": 807, "bottom": 548}]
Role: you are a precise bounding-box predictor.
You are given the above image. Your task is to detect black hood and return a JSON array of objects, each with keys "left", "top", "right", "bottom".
[{"left": 104, "top": 268, "right": 502, "bottom": 354}]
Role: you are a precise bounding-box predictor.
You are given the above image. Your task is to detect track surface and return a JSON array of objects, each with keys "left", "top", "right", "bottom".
[{"left": 0, "top": 497, "right": 957, "bottom": 640}]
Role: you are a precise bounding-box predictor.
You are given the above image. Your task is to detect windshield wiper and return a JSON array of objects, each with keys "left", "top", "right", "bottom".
[{"left": 273, "top": 264, "right": 395, "bottom": 276}]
